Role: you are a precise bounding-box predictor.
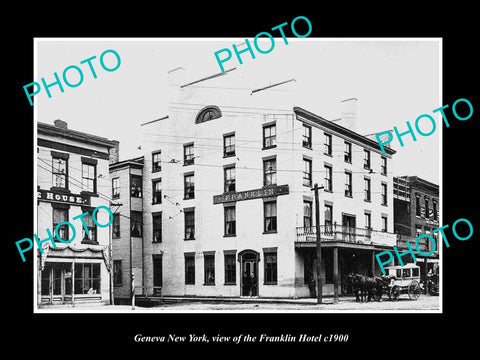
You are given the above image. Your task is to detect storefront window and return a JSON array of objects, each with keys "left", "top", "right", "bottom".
[{"left": 74, "top": 263, "right": 101, "bottom": 295}]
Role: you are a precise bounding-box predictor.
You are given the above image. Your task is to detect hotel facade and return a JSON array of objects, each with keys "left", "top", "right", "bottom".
[
  {"left": 128, "top": 68, "right": 398, "bottom": 299},
  {"left": 36, "top": 120, "right": 118, "bottom": 306}
]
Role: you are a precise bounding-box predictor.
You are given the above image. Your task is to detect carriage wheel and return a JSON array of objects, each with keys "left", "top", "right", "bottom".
[
  {"left": 390, "top": 286, "right": 400, "bottom": 301},
  {"left": 408, "top": 280, "right": 421, "bottom": 300}
]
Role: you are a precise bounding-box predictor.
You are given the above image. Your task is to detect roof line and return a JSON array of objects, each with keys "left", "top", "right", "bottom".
[
  {"left": 37, "top": 122, "right": 118, "bottom": 148},
  {"left": 293, "top": 106, "right": 396, "bottom": 156}
]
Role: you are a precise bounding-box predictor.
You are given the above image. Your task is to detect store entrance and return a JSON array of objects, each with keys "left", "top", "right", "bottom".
[{"left": 41, "top": 262, "right": 72, "bottom": 304}]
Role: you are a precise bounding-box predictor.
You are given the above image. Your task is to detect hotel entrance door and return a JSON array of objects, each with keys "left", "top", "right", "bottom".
[{"left": 241, "top": 252, "right": 258, "bottom": 297}]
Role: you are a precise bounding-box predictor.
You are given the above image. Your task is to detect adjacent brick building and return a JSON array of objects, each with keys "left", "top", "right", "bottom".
[
  {"left": 36, "top": 120, "right": 118, "bottom": 306},
  {"left": 393, "top": 175, "right": 440, "bottom": 281}
]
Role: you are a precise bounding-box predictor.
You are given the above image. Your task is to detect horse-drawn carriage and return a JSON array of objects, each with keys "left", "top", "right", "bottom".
[
  {"left": 379, "top": 264, "right": 422, "bottom": 301},
  {"left": 345, "top": 263, "right": 422, "bottom": 302}
]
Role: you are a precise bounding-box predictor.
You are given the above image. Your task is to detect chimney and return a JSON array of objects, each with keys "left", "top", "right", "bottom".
[
  {"left": 339, "top": 98, "right": 358, "bottom": 131},
  {"left": 167, "top": 66, "right": 186, "bottom": 87},
  {"left": 109, "top": 140, "right": 120, "bottom": 164},
  {"left": 54, "top": 119, "right": 68, "bottom": 129},
  {"left": 167, "top": 66, "right": 186, "bottom": 105}
]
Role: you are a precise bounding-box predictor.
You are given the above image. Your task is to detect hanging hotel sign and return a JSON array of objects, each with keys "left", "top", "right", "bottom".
[
  {"left": 213, "top": 185, "right": 289, "bottom": 204},
  {"left": 37, "top": 189, "right": 90, "bottom": 206}
]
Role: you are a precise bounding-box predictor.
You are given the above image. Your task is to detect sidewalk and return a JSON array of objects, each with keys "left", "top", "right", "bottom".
[{"left": 153, "top": 295, "right": 345, "bottom": 305}]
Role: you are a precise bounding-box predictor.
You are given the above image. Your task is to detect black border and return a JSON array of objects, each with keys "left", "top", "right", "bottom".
[{"left": 7, "top": 5, "right": 479, "bottom": 354}]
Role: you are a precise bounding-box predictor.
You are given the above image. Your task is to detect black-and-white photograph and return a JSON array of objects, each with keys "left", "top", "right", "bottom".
[
  {"left": 33, "top": 38, "right": 442, "bottom": 313},
  {"left": 7, "top": 6, "right": 480, "bottom": 354}
]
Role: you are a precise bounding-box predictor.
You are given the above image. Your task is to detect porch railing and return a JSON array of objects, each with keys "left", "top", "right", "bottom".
[{"left": 296, "top": 225, "right": 397, "bottom": 246}]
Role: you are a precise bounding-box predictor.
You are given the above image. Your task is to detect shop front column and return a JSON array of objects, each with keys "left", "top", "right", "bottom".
[
  {"left": 371, "top": 251, "right": 376, "bottom": 277},
  {"left": 333, "top": 247, "right": 339, "bottom": 300}
]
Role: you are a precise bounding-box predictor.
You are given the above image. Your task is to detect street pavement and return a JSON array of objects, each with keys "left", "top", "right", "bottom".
[
  {"left": 148, "top": 295, "right": 440, "bottom": 311},
  {"left": 36, "top": 294, "right": 440, "bottom": 312}
]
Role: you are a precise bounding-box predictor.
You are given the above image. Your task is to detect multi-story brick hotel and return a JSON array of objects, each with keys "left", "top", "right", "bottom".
[{"left": 111, "top": 67, "right": 398, "bottom": 300}]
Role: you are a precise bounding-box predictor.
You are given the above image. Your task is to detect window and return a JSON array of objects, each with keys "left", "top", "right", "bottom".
[
  {"left": 302, "top": 124, "right": 312, "bottom": 148},
  {"left": 415, "top": 194, "right": 421, "bottom": 216},
  {"left": 130, "top": 211, "right": 143, "bottom": 237},
  {"left": 264, "top": 251, "right": 277, "bottom": 285},
  {"left": 425, "top": 197, "right": 430, "bottom": 219},
  {"left": 303, "top": 200, "right": 312, "bottom": 229},
  {"left": 184, "top": 143, "right": 194, "bottom": 166},
  {"left": 264, "top": 201, "right": 277, "bottom": 233},
  {"left": 53, "top": 207, "right": 69, "bottom": 242},
  {"left": 224, "top": 206, "right": 236, "bottom": 236},
  {"left": 224, "top": 133, "right": 235, "bottom": 157},
  {"left": 52, "top": 157, "right": 67, "bottom": 188},
  {"left": 82, "top": 163, "right": 96, "bottom": 193},
  {"left": 364, "top": 178, "right": 371, "bottom": 201},
  {"left": 324, "top": 204, "right": 333, "bottom": 233},
  {"left": 130, "top": 175, "right": 142, "bottom": 198},
  {"left": 324, "top": 165, "right": 332, "bottom": 191},
  {"left": 381, "top": 183, "right": 388, "bottom": 205},
  {"left": 381, "top": 156, "right": 387, "bottom": 175},
  {"left": 415, "top": 225, "right": 423, "bottom": 237},
  {"left": 204, "top": 254, "right": 215, "bottom": 285},
  {"left": 184, "top": 254, "right": 195, "bottom": 284},
  {"left": 184, "top": 208, "right": 195, "bottom": 240},
  {"left": 152, "top": 212, "right": 162, "bottom": 243},
  {"left": 112, "top": 213, "right": 120, "bottom": 239},
  {"left": 112, "top": 178, "right": 120, "bottom": 199},
  {"left": 74, "top": 263, "right": 100, "bottom": 295},
  {"left": 263, "top": 158, "right": 277, "bottom": 186},
  {"left": 324, "top": 133, "right": 332, "bottom": 155},
  {"left": 224, "top": 254, "right": 236, "bottom": 284},
  {"left": 113, "top": 260, "right": 122, "bottom": 286},
  {"left": 344, "top": 141, "right": 352, "bottom": 163},
  {"left": 153, "top": 255, "right": 162, "bottom": 289},
  {"left": 196, "top": 106, "right": 222, "bottom": 124},
  {"left": 263, "top": 123, "right": 276, "bottom": 149},
  {"left": 303, "top": 158, "right": 312, "bottom": 187},
  {"left": 184, "top": 173, "right": 195, "bottom": 199},
  {"left": 433, "top": 200, "right": 438, "bottom": 220},
  {"left": 152, "top": 178, "right": 162, "bottom": 204},
  {"left": 364, "top": 150, "right": 371, "bottom": 170},
  {"left": 81, "top": 209, "right": 97, "bottom": 244},
  {"left": 224, "top": 166, "right": 236, "bottom": 192},
  {"left": 345, "top": 172, "right": 352, "bottom": 197},
  {"left": 381, "top": 215, "right": 388, "bottom": 232},
  {"left": 152, "top": 151, "right": 161, "bottom": 172},
  {"left": 364, "top": 212, "right": 371, "bottom": 230}
]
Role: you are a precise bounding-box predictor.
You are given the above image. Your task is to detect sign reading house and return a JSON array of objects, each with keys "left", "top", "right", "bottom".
[
  {"left": 213, "top": 185, "right": 289, "bottom": 204},
  {"left": 37, "top": 189, "right": 90, "bottom": 206}
]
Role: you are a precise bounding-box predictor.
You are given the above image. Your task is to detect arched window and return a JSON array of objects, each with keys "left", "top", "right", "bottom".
[{"left": 195, "top": 106, "right": 222, "bottom": 124}]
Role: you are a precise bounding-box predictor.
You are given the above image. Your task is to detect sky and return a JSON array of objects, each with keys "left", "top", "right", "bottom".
[{"left": 35, "top": 38, "right": 441, "bottom": 184}]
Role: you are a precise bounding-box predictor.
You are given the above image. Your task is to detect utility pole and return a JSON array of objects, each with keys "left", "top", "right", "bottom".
[{"left": 313, "top": 183, "right": 323, "bottom": 304}]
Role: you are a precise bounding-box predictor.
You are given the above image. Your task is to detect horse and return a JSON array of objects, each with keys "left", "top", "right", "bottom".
[{"left": 345, "top": 273, "right": 384, "bottom": 302}]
